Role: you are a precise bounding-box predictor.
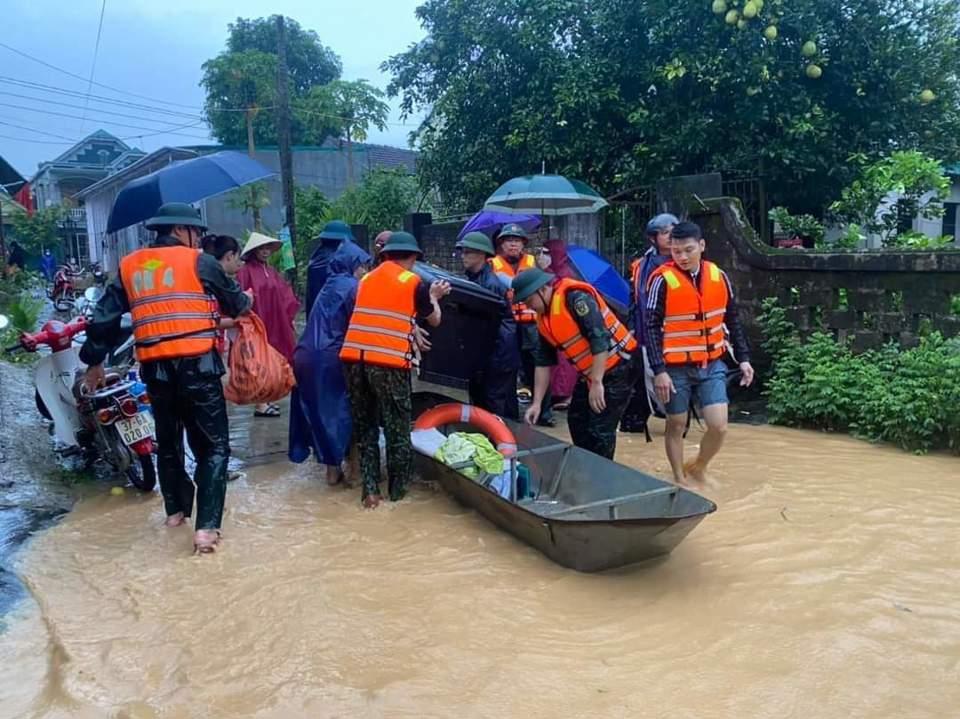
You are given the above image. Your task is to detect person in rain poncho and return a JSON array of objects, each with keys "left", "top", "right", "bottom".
[
  {"left": 40, "top": 249, "right": 57, "bottom": 282},
  {"left": 237, "top": 232, "right": 300, "bottom": 418},
  {"left": 305, "top": 220, "right": 355, "bottom": 312},
  {"left": 288, "top": 241, "right": 372, "bottom": 485}
]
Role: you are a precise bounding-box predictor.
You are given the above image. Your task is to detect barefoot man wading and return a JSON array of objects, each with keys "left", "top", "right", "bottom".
[{"left": 644, "top": 221, "right": 754, "bottom": 485}]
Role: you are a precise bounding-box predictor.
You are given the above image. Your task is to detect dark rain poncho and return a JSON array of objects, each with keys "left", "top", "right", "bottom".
[{"left": 288, "top": 241, "right": 372, "bottom": 466}]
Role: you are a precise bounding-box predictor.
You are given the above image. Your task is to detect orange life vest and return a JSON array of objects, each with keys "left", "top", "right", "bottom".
[
  {"left": 537, "top": 278, "right": 637, "bottom": 376},
  {"left": 490, "top": 254, "right": 538, "bottom": 324},
  {"left": 339, "top": 260, "right": 422, "bottom": 369},
  {"left": 119, "top": 246, "right": 218, "bottom": 363},
  {"left": 648, "top": 260, "right": 729, "bottom": 367}
]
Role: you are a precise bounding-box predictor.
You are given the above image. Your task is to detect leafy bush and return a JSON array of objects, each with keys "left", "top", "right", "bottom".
[
  {"left": 0, "top": 284, "right": 43, "bottom": 365},
  {"left": 769, "top": 206, "right": 825, "bottom": 245},
  {"left": 829, "top": 151, "right": 950, "bottom": 247},
  {"left": 759, "top": 298, "right": 960, "bottom": 454}
]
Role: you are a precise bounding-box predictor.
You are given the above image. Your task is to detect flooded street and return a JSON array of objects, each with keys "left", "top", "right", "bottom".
[{"left": 1, "top": 419, "right": 959, "bottom": 719}]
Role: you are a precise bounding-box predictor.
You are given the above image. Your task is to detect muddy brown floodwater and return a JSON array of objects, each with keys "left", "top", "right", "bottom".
[{"left": 1, "top": 421, "right": 959, "bottom": 719}]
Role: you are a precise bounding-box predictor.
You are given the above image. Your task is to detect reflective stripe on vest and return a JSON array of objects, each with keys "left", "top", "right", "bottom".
[
  {"left": 649, "top": 260, "right": 729, "bottom": 367},
  {"left": 537, "top": 278, "right": 637, "bottom": 377},
  {"left": 119, "top": 246, "right": 217, "bottom": 363},
  {"left": 339, "top": 261, "right": 421, "bottom": 369},
  {"left": 490, "top": 254, "right": 538, "bottom": 324}
]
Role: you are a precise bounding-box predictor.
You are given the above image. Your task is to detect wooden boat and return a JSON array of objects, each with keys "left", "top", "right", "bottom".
[{"left": 412, "top": 392, "right": 716, "bottom": 573}]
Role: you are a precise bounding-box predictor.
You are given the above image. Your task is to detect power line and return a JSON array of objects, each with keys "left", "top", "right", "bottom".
[
  {"left": 0, "top": 119, "right": 78, "bottom": 141},
  {"left": 80, "top": 0, "right": 109, "bottom": 130},
  {"left": 0, "top": 76, "right": 273, "bottom": 120},
  {"left": 0, "top": 76, "right": 205, "bottom": 119},
  {"left": 0, "top": 103, "right": 211, "bottom": 139},
  {"left": 0, "top": 91, "right": 209, "bottom": 129},
  {"left": 0, "top": 40, "right": 200, "bottom": 109},
  {"left": 0, "top": 133, "right": 73, "bottom": 146}
]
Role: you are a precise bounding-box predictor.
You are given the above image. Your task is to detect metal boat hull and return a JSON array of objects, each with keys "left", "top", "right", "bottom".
[{"left": 413, "top": 392, "right": 716, "bottom": 572}]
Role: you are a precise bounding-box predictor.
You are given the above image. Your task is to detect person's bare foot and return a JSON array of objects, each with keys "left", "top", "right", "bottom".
[
  {"left": 363, "top": 494, "right": 382, "bottom": 509},
  {"left": 164, "top": 512, "right": 186, "bottom": 528},
  {"left": 684, "top": 459, "right": 719, "bottom": 489},
  {"left": 326, "top": 465, "right": 344, "bottom": 486},
  {"left": 193, "top": 529, "right": 221, "bottom": 554}
]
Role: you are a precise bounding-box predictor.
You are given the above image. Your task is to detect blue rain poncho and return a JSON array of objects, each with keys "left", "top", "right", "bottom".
[{"left": 288, "top": 241, "right": 372, "bottom": 465}]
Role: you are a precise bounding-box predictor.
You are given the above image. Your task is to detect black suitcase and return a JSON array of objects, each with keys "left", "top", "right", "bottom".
[{"left": 412, "top": 262, "right": 505, "bottom": 389}]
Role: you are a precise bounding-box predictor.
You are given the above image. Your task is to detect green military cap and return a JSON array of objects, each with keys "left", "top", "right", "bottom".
[
  {"left": 511, "top": 267, "right": 555, "bottom": 302},
  {"left": 144, "top": 202, "right": 207, "bottom": 230},
  {"left": 381, "top": 231, "right": 423, "bottom": 257},
  {"left": 456, "top": 231, "right": 496, "bottom": 257},
  {"left": 498, "top": 223, "right": 529, "bottom": 242}
]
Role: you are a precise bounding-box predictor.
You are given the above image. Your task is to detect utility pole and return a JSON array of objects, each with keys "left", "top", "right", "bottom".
[
  {"left": 0, "top": 195, "right": 6, "bottom": 266},
  {"left": 245, "top": 106, "right": 262, "bottom": 231},
  {"left": 275, "top": 14, "right": 297, "bottom": 283}
]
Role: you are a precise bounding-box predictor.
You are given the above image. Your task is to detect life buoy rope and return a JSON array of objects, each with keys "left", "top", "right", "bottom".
[{"left": 413, "top": 403, "right": 518, "bottom": 457}]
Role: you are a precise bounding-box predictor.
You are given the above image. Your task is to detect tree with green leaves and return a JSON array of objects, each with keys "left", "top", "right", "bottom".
[
  {"left": 385, "top": 0, "right": 960, "bottom": 216},
  {"left": 10, "top": 206, "right": 64, "bottom": 255},
  {"left": 328, "top": 168, "right": 421, "bottom": 235},
  {"left": 300, "top": 80, "right": 391, "bottom": 186},
  {"left": 829, "top": 151, "right": 951, "bottom": 246},
  {"left": 201, "top": 16, "right": 342, "bottom": 147}
]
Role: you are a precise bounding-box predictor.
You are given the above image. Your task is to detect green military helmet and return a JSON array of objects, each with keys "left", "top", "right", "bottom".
[
  {"left": 456, "top": 231, "right": 496, "bottom": 257},
  {"left": 380, "top": 230, "right": 423, "bottom": 257},
  {"left": 511, "top": 267, "right": 555, "bottom": 302},
  {"left": 497, "top": 223, "right": 529, "bottom": 242},
  {"left": 144, "top": 202, "right": 207, "bottom": 231},
  {"left": 318, "top": 219, "right": 355, "bottom": 244}
]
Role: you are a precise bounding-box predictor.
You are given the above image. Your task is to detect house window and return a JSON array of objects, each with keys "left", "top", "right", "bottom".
[{"left": 943, "top": 203, "right": 958, "bottom": 242}]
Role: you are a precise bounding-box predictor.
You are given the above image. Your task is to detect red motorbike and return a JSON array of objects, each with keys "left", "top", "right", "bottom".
[{"left": 47, "top": 264, "right": 83, "bottom": 312}]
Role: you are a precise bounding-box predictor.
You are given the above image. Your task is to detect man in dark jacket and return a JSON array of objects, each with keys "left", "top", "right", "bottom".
[
  {"left": 458, "top": 231, "right": 521, "bottom": 420},
  {"left": 620, "top": 213, "right": 679, "bottom": 434},
  {"left": 80, "top": 203, "right": 252, "bottom": 554},
  {"left": 305, "top": 220, "right": 355, "bottom": 312}
]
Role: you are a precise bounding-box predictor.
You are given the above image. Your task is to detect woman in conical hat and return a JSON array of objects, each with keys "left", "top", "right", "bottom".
[{"left": 237, "top": 232, "right": 299, "bottom": 417}]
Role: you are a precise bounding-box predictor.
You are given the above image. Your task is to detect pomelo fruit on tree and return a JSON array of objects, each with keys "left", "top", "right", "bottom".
[
  {"left": 806, "top": 64, "right": 823, "bottom": 79},
  {"left": 712, "top": 0, "right": 728, "bottom": 15},
  {"left": 802, "top": 41, "right": 817, "bottom": 57},
  {"left": 743, "top": 2, "right": 758, "bottom": 19},
  {"left": 725, "top": 9, "right": 739, "bottom": 24},
  {"left": 920, "top": 89, "right": 935, "bottom": 104},
  {"left": 764, "top": 25, "right": 778, "bottom": 40}
]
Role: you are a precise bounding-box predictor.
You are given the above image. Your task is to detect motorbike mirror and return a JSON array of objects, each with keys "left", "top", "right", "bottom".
[
  {"left": 84, "top": 287, "right": 104, "bottom": 302},
  {"left": 0, "top": 314, "right": 9, "bottom": 331}
]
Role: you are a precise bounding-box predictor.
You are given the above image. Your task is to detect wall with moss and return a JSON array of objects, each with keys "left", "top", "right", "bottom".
[{"left": 694, "top": 198, "right": 960, "bottom": 363}]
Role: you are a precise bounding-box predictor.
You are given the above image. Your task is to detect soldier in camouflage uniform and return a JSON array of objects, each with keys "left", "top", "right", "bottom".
[
  {"left": 340, "top": 232, "right": 450, "bottom": 508},
  {"left": 513, "top": 268, "right": 639, "bottom": 460},
  {"left": 344, "top": 364, "right": 416, "bottom": 502}
]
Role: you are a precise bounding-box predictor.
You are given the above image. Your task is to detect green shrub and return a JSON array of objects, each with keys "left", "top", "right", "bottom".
[{"left": 759, "top": 298, "right": 960, "bottom": 454}]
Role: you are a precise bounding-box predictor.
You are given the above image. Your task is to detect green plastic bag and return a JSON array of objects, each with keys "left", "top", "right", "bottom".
[{"left": 278, "top": 227, "right": 296, "bottom": 272}]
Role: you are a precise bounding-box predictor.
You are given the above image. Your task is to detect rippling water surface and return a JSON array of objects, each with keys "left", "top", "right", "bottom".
[{"left": 2, "top": 422, "right": 958, "bottom": 718}]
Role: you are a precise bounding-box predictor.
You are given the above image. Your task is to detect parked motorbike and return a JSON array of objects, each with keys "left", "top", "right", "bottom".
[
  {"left": 46, "top": 264, "right": 83, "bottom": 312},
  {"left": 1, "top": 314, "right": 157, "bottom": 491}
]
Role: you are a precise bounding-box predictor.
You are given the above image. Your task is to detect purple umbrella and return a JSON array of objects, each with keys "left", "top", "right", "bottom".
[{"left": 457, "top": 210, "right": 541, "bottom": 240}]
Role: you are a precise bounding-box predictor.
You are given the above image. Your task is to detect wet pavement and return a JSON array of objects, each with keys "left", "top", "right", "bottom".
[{"left": 0, "top": 361, "right": 75, "bottom": 622}]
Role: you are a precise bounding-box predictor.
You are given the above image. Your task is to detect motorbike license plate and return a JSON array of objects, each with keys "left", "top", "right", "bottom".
[{"left": 116, "top": 413, "right": 154, "bottom": 446}]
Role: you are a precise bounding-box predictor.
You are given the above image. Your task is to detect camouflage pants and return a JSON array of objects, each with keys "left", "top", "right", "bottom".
[
  {"left": 567, "top": 359, "right": 637, "bottom": 460},
  {"left": 344, "top": 363, "right": 413, "bottom": 502}
]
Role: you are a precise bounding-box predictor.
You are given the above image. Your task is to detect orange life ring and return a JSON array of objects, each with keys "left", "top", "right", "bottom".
[{"left": 414, "top": 403, "right": 518, "bottom": 457}]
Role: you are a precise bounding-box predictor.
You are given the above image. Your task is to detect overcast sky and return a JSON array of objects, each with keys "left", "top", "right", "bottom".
[{"left": 0, "top": 0, "right": 426, "bottom": 179}]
